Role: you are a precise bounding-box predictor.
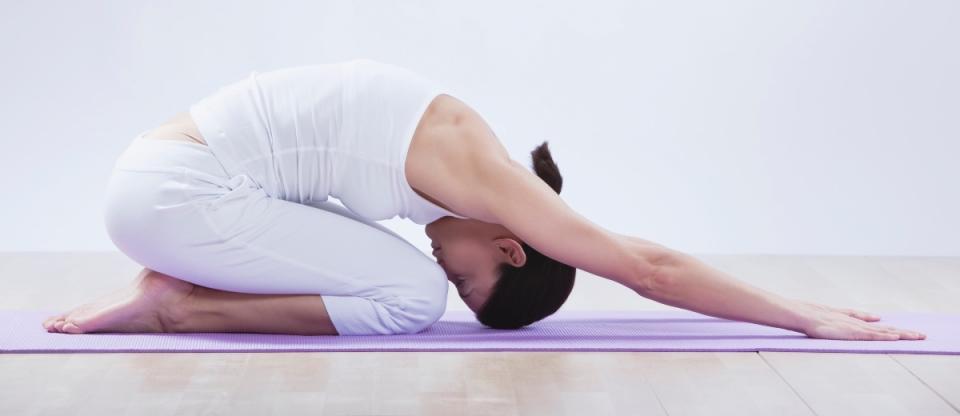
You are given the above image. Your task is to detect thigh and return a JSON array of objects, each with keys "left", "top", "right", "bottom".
[{"left": 187, "top": 171, "right": 445, "bottom": 299}]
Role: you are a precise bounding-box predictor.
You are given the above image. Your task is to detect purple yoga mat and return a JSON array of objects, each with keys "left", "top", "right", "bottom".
[{"left": 2, "top": 309, "right": 957, "bottom": 354}]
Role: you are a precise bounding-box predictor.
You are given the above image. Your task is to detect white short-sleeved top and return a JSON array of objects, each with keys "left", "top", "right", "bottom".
[{"left": 189, "top": 59, "right": 468, "bottom": 225}]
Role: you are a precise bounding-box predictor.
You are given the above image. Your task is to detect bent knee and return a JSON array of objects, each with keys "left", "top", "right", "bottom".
[
  {"left": 351, "top": 294, "right": 444, "bottom": 335},
  {"left": 392, "top": 265, "right": 449, "bottom": 334},
  {"left": 388, "top": 263, "right": 449, "bottom": 334},
  {"left": 332, "top": 266, "right": 447, "bottom": 335},
  {"left": 396, "top": 295, "right": 447, "bottom": 334}
]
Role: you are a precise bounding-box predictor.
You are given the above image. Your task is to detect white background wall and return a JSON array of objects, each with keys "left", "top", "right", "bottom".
[{"left": 1, "top": 0, "right": 957, "bottom": 258}]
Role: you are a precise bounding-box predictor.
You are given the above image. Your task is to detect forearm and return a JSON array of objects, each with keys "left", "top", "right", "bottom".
[{"left": 630, "top": 245, "right": 807, "bottom": 333}]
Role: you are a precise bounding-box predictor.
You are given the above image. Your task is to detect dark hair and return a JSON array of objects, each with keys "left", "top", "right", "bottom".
[{"left": 475, "top": 141, "right": 577, "bottom": 329}]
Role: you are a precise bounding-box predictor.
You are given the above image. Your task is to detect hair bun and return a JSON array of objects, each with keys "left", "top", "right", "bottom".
[{"left": 530, "top": 141, "right": 562, "bottom": 194}]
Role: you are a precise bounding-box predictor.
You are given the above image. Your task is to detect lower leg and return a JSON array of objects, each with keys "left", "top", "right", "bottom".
[{"left": 168, "top": 283, "right": 339, "bottom": 336}]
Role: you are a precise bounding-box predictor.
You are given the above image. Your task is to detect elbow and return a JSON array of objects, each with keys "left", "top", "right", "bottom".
[{"left": 630, "top": 246, "right": 681, "bottom": 295}]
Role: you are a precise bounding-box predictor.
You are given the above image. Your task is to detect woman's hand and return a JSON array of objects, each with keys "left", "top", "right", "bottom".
[{"left": 790, "top": 299, "right": 927, "bottom": 341}]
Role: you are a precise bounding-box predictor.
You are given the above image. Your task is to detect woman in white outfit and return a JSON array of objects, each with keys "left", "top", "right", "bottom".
[{"left": 42, "top": 59, "right": 925, "bottom": 340}]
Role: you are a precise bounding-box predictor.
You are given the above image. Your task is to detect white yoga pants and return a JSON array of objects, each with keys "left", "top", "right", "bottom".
[{"left": 102, "top": 134, "right": 449, "bottom": 335}]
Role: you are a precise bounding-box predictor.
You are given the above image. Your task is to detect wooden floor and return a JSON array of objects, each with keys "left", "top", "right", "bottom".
[{"left": 1, "top": 252, "right": 958, "bottom": 415}]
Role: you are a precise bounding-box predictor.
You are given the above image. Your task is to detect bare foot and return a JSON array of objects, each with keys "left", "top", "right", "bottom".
[{"left": 41, "top": 268, "right": 196, "bottom": 334}]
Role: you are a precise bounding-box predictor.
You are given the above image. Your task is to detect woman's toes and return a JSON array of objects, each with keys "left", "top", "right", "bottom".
[
  {"left": 42, "top": 315, "right": 63, "bottom": 330},
  {"left": 61, "top": 321, "right": 84, "bottom": 334},
  {"left": 53, "top": 318, "right": 67, "bottom": 331},
  {"left": 43, "top": 317, "right": 58, "bottom": 331}
]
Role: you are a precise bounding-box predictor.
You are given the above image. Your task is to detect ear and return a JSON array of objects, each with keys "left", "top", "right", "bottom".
[{"left": 494, "top": 238, "right": 527, "bottom": 267}]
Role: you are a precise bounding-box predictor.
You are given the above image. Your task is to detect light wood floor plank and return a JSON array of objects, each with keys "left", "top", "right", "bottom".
[
  {"left": 760, "top": 352, "right": 959, "bottom": 416},
  {"left": 890, "top": 354, "right": 960, "bottom": 412},
  {"left": 622, "top": 352, "right": 813, "bottom": 416},
  {"left": 0, "top": 351, "right": 817, "bottom": 416}
]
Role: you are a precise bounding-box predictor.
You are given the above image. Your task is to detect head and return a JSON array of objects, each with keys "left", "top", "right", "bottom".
[{"left": 424, "top": 141, "right": 577, "bottom": 329}]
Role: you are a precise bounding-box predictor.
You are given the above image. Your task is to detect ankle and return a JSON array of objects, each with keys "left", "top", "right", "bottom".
[{"left": 158, "top": 284, "right": 201, "bottom": 332}]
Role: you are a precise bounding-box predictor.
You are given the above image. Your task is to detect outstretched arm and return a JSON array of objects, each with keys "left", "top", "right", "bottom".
[{"left": 424, "top": 106, "right": 924, "bottom": 340}]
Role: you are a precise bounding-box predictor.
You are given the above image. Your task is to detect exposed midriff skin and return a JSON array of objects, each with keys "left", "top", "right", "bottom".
[
  {"left": 140, "top": 94, "right": 467, "bottom": 216},
  {"left": 140, "top": 111, "right": 209, "bottom": 145}
]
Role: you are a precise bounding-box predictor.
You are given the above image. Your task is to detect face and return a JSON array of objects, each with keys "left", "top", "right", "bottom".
[{"left": 424, "top": 217, "right": 527, "bottom": 313}]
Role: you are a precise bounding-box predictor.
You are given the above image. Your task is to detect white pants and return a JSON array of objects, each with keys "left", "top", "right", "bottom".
[{"left": 103, "top": 133, "right": 449, "bottom": 335}]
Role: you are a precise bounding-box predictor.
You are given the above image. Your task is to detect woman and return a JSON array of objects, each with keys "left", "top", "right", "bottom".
[{"left": 42, "top": 59, "right": 924, "bottom": 340}]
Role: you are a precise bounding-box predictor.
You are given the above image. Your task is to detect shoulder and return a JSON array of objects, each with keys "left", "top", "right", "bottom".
[
  {"left": 406, "top": 94, "right": 518, "bottom": 221},
  {"left": 418, "top": 94, "right": 513, "bottom": 164}
]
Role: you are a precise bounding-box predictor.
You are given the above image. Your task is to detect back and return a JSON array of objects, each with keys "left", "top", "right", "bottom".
[{"left": 189, "top": 59, "right": 468, "bottom": 224}]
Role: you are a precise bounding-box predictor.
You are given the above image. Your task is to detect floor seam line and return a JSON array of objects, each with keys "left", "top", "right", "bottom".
[
  {"left": 889, "top": 354, "right": 960, "bottom": 414},
  {"left": 758, "top": 352, "right": 820, "bottom": 416}
]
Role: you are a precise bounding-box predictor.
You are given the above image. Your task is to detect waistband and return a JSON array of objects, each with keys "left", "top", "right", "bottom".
[
  {"left": 113, "top": 130, "right": 233, "bottom": 180},
  {"left": 188, "top": 101, "right": 248, "bottom": 181}
]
